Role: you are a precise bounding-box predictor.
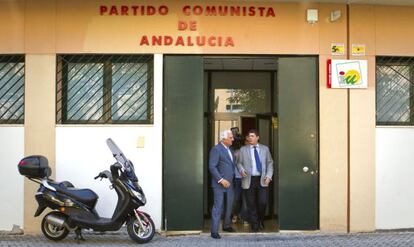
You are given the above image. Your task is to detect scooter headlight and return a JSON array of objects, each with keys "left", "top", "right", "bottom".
[{"left": 131, "top": 189, "right": 146, "bottom": 204}]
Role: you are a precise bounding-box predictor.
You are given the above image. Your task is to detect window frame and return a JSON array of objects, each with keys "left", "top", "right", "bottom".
[
  {"left": 56, "top": 54, "right": 154, "bottom": 125},
  {"left": 0, "top": 55, "right": 25, "bottom": 125},
  {"left": 376, "top": 57, "right": 414, "bottom": 126}
]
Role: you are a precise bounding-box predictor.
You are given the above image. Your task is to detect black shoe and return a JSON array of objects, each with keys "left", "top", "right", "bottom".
[
  {"left": 222, "top": 227, "right": 235, "bottom": 232},
  {"left": 251, "top": 224, "right": 259, "bottom": 232},
  {"left": 259, "top": 221, "right": 265, "bottom": 230},
  {"left": 211, "top": 233, "right": 221, "bottom": 239}
]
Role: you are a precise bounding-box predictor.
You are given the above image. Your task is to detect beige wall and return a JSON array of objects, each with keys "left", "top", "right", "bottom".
[
  {"left": 53, "top": 1, "right": 319, "bottom": 54},
  {"left": 349, "top": 5, "right": 376, "bottom": 232},
  {"left": 25, "top": 0, "right": 56, "bottom": 54},
  {"left": 375, "top": 6, "right": 414, "bottom": 56},
  {"left": 318, "top": 4, "right": 348, "bottom": 232},
  {"left": 0, "top": 0, "right": 24, "bottom": 53},
  {"left": 24, "top": 55, "right": 56, "bottom": 233},
  {"left": 2, "top": 0, "right": 414, "bottom": 233},
  {"left": 0, "top": 0, "right": 320, "bottom": 54}
]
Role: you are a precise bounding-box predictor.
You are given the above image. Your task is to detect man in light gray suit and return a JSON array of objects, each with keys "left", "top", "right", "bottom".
[
  {"left": 209, "top": 130, "right": 236, "bottom": 239},
  {"left": 237, "top": 129, "right": 273, "bottom": 232}
]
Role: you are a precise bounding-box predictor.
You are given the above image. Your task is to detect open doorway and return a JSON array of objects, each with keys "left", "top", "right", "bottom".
[
  {"left": 203, "top": 57, "right": 279, "bottom": 233},
  {"left": 163, "top": 55, "right": 318, "bottom": 232}
]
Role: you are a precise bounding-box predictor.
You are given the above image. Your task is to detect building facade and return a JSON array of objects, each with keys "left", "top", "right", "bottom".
[{"left": 1, "top": 0, "right": 414, "bottom": 234}]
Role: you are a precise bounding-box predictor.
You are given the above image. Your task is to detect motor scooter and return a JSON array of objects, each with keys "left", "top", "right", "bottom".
[{"left": 17, "top": 138, "right": 155, "bottom": 244}]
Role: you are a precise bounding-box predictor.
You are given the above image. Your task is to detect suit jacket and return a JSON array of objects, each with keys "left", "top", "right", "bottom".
[
  {"left": 237, "top": 144, "right": 274, "bottom": 189},
  {"left": 209, "top": 143, "right": 236, "bottom": 189}
]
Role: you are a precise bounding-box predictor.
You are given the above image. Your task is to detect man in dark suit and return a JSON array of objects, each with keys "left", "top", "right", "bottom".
[
  {"left": 209, "top": 130, "right": 236, "bottom": 239},
  {"left": 237, "top": 129, "right": 274, "bottom": 232}
]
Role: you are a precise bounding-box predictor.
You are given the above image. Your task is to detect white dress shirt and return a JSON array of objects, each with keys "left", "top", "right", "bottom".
[
  {"left": 250, "top": 145, "right": 261, "bottom": 176},
  {"left": 221, "top": 143, "right": 233, "bottom": 162}
]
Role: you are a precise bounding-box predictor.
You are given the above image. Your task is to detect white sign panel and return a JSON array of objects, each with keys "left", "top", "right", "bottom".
[{"left": 330, "top": 59, "right": 368, "bottom": 89}]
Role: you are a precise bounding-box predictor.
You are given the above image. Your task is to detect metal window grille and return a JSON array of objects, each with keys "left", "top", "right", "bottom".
[
  {"left": 377, "top": 57, "right": 414, "bottom": 125},
  {"left": 0, "top": 55, "right": 24, "bottom": 124},
  {"left": 56, "top": 55, "right": 153, "bottom": 124}
]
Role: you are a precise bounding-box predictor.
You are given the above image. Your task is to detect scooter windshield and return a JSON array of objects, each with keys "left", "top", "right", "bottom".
[{"left": 106, "top": 138, "right": 138, "bottom": 182}]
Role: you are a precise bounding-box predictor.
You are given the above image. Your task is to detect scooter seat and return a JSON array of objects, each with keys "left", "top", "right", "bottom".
[
  {"left": 48, "top": 180, "right": 74, "bottom": 188},
  {"left": 57, "top": 187, "right": 99, "bottom": 209}
]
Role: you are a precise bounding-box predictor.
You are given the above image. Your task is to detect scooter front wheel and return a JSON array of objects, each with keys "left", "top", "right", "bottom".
[
  {"left": 127, "top": 213, "right": 155, "bottom": 244},
  {"left": 41, "top": 212, "right": 69, "bottom": 241}
]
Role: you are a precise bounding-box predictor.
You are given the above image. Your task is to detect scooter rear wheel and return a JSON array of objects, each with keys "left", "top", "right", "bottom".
[
  {"left": 41, "top": 212, "right": 69, "bottom": 241},
  {"left": 127, "top": 214, "right": 155, "bottom": 244}
]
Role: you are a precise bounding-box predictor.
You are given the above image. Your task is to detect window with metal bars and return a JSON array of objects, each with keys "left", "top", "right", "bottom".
[
  {"left": 0, "top": 55, "right": 24, "bottom": 124},
  {"left": 56, "top": 55, "right": 153, "bottom": 124},
  {"left": 377, "top": 57, "right": 414, "bottom": 125}
]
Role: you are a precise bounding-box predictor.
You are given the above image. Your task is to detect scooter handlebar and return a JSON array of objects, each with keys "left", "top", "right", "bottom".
[{"left": 94, "top": 171, "right": 109, "bottom": 180}]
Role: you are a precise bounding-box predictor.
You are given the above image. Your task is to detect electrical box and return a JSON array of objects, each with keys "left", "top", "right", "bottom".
[{"left": 307, "top": 9, "right": 318, "bottom": 24}]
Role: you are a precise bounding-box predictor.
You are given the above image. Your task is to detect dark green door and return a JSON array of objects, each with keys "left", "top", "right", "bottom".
[
  {"left": 163, "top": 56, "right": 204, "bottom": 230},
  {"left": 256, "top": 113, "right": 277, "bottom": 218},
  {"left": 278, "top": 57, "right": 319, "bottom": 230}
]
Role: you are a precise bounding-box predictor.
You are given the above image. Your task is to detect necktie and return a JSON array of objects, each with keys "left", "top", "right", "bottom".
[{"left": 253, "top": 146, "right": 262, "bottom": 174}]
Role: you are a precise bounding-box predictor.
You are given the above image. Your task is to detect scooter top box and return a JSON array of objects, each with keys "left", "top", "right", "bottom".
[{"left": 18, "top": 155, "right": 51, "bottom": 178}]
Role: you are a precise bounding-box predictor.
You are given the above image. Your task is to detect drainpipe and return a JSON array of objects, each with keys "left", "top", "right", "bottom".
[{"left": 346, "top": 3, "right": 351, "bottom": 234}]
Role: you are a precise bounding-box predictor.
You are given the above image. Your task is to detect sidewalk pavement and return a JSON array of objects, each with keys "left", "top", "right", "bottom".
[{"left": 1, "top": 230, "right": 414, "bottom": 246}]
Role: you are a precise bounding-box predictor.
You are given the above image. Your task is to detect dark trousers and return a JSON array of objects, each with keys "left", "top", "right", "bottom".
[
  {"left": 211, "top": 186, "right": 234, "bottom": 234},
  {"left": 244, "top": 176, "right": 268, "bottom": 227},
  {"left": 232, "top": 178, "right": 247, "bottom": 220}
]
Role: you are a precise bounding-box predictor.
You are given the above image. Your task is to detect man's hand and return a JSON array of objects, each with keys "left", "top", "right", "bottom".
[
  {"left": 240, "top": 170, "right": 248, "bottom": 178},
  {"left": 264, "top": 177, "right": 271, "bottom": 186},
  {"left": 220, "top": 179, "right": 231, "bottom": 188}
]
